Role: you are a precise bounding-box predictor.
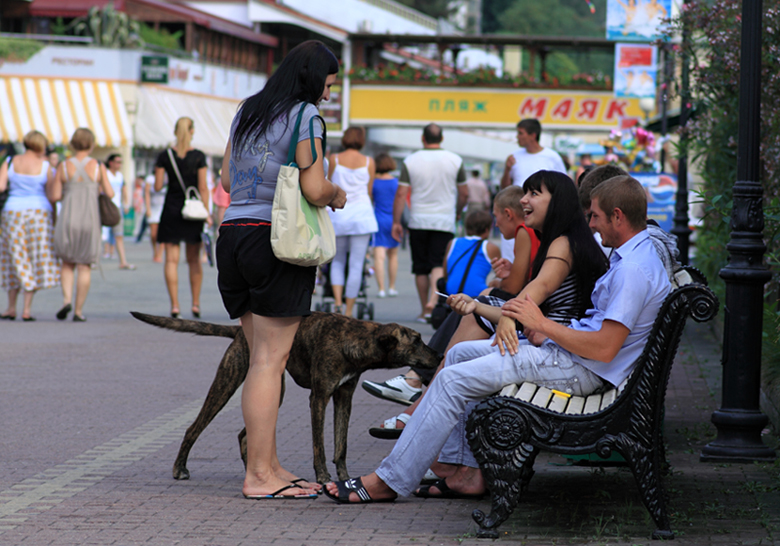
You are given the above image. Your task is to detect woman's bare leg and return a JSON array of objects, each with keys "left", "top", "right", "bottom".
[
  {"left": 4, "top": 288, "right": 18, "bottom": 316},
  {"left": 21, "top": 290, "right": 35, "bottom": 319},
  {"left": 374, "top": 247, "right": 386, "bottom": 292},
  {"left": 150, "top": 224, "right": 162, "bottom": 262},
  {"left": 60, "top": 262, "right": 74, "bottom": 306},
  {"left": 73, "top": 264, "right": 91, "bottom": 317},
  {"left": 387, "top": 246, "right": 399, "bottom": 292},
  {"left": 164, "top": 243, "right": 180, "bottom": 314},
  {"left": 241, "top": 312, "right": 317, "bottom": 497},
  {"left": 185, "top": 242, "right": 203, "bottom": 313}
]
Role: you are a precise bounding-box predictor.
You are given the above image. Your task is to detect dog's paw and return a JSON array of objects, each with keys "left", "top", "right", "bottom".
[{"left": 173, "top": 466, "right": 191, "bottom": 480}]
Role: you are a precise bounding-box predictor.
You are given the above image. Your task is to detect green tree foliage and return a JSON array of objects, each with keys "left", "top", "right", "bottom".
[
  {"left": 486, "top": 0, "right": 612, "bottom": 78},
  {"left": 498, "top": 0, "right": 607, "bottom": 37},
  {"left": 70, "top": 3, "right": 142, "bottom": 48},
  {"left": 138, "top": 23, "right": 183, "bottom": 50},
  {"left": 395, "top": 0, "right": 453, "bottom": 19},
  {"left": 669, "top": 1, "right": 780, "bottom": 386},
  {"left": 0, "top": 37, "right": 44, "bottom": 61}
]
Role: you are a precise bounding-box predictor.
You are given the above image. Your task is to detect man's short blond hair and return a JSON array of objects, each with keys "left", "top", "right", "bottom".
[{"left": 493, "top": 185, "right": 524, "bottom": 216}]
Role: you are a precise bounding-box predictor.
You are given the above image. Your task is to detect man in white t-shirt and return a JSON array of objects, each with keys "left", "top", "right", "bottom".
[
  {"left": 499, "top": 118, "right": 568, "bottom": 261},
  {"left": 391, "top": 124, "right": 469, "bottom": 323}
]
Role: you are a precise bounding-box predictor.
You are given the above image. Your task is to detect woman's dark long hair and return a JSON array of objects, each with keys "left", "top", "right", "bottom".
[
  {"left": 232, "top": 40, "right": 339, "bottom": 154},
  {"left": 523, "top": 170, "right": 608, "bottom": 316}
]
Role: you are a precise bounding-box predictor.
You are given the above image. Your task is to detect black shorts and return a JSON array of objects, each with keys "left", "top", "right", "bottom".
[
  {"left": 216, "top": 220, "right": 316, "bottom": 319},
  {"left": 408, "top": 229, "right": 453, "bottom": 275}
]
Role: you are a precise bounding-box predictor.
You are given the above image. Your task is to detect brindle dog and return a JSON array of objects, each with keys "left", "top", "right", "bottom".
[{"left": 131, "top": 311, "right": 439, "bottom": 484}]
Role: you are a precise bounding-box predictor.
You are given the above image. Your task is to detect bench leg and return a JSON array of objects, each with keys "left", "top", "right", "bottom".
[
  {"left": 624, "top": 440, "right": 674, "bottom": 539},
  {"left": 472, "top": 442, "right": 538, "bottom": 538}
]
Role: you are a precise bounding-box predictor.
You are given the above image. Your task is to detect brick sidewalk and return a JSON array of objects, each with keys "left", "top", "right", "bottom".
[{"left": 0, "top": 240, "right": 777, "bottom": 545}]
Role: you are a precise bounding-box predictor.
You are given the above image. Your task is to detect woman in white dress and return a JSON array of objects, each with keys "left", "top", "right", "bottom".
[{"left": 327, "top": 127, "right": 378, "bottom": 317}]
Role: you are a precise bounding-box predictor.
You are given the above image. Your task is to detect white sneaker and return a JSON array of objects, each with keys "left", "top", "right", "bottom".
[
  {"left": 388, "top": 288, "right": 398, "bottom": 297},
  {"left": 362, "top": 375, "right": 423, "bottom": 406},
  {"left": 378, "top": 290, "right": 387, "bottom": 298}
]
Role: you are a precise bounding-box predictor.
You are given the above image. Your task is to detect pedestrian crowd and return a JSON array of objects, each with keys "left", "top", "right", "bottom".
[{"left": 1, "top": 40, "right": 680, "bottom": 521}]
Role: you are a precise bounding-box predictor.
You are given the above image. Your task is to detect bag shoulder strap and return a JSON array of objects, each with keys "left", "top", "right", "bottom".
[
  {"left": 446, "top": 239, "right": 482, "bottom": 278},
  {"left": 167, "top": 148, "right": 187, "bottom": 193},
  {"left": 286, "top": 103, "right": 325, "bottom": 170},
  {"left": 456, "top": 240, "right": 484, "bottom": 294}
]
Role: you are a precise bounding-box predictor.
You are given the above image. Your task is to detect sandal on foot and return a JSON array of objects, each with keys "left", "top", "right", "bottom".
[
  {"left": 414, "top": 478, "right": 485, "bottom": 500},
  {"left": 421, "top": 468, "right": 439, "bottom": 485},
  {"left": 323, "top": 477, "right": 395, "bottom": 504},
  {"left": 244, "top": 484, "right": 318, "bottom": 500},
  {"left": 72, "top": 314, "right": 87, "bottom": 322},
  {"left": 369, "top": 413, "right": 410, "bottom": 439},
  {"left": 0, "top": 313, "right": 15, "bottom": 320},
  {"left": 191, "top": 306, "right": 200, "bottom": 319},
  {"left": 22, "top": 316, "right": 36, "bottom": 322},
  {"left": 56, "top": 304, "right": 71, "bottom": 320},
  {"left": 119, "top": 264, "right": 136, "bottom": 270}
]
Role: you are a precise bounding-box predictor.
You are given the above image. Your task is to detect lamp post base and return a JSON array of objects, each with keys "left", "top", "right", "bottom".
[{"left": 700, "top": 409, "right": 776, "bottom": 463}]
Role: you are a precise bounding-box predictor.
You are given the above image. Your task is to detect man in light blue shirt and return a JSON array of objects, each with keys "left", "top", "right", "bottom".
[{"left": 325, "top": 175, "right": 671, "bottom": 504}]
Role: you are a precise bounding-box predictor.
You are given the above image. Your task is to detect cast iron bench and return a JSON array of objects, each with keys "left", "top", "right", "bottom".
[{"left": 465, "top": 266, "right": 717, "bottom": 539}]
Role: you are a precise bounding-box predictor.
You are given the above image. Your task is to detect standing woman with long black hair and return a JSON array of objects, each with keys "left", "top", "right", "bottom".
[
  {"left": 154, "top": 117, "right": 211, "bottom": 318},
  {"left": 216, "top": 40, "right": 346, "bottom": 499}
]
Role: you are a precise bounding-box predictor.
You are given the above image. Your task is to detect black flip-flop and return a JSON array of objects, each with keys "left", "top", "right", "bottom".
[
  {"left": 22, "top": 316, "right": 36, "bottom": 322},
  {"left": 0, "top": 313, "right": 15, "bottom": 320},
  {"left": 56, "top": 304, "right": 72, "bottom": 320},
  {"left": 414, "top": 478, "right": 485, "bottom": 500},
  {"left": 323, "top": 477, "right": 395, "bottom": 504},
  {"left": 291, "top": 478, "right": 323, "bottom": 494},
  {"left": 244, "top": 484, "right": 318, "bottom": 500}
]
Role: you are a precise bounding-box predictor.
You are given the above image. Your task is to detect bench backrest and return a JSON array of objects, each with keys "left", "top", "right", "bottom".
[{"left": 498, "top": 267, "right": 718, "bottom": 417}]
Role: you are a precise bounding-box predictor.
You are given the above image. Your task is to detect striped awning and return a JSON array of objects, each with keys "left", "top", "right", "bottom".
[
  {"left": 135, "top": 85, "right": 239, "bottom": 157},
  {"left": 0, "top": 76, "right": 132, "bottom": 148}
]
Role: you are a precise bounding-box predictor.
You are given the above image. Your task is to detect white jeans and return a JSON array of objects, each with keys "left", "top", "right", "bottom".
[
  {"left": 376, "top": 338, "right": 604, "bottom": 496},
  {"left": 330, "top": 234, "right": 371, "bottom": 299}
]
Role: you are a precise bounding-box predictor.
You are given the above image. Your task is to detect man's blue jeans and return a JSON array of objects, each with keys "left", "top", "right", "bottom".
[{"left": 376, "top": 338, "right": 604, "bottom": 496}]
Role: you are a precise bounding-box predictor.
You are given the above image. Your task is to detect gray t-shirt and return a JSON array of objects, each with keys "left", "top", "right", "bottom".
[{"left": 223, "top": 102, "right": 323, "bottom": 222}]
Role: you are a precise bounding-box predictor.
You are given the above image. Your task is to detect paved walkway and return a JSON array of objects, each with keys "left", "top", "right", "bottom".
[{"left": 0, "top": 239, "right": 778, "bottom": 545}]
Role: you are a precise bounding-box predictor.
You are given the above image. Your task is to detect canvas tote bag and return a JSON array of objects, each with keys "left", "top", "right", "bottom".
[{"left": 270, "top": 104, "right": 336, "bottom": 267}]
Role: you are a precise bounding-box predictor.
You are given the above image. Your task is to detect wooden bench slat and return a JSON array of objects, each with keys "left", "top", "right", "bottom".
[
  {"left": 600, "top": 389, "right": 617, "bottom": 410},
  {"left": 547, "top": 393, "right": 569, "bottom": 413},
  {"left": 499, "top": 384, "right": 519, "bottom": 398},
  {"left": 531, "top": 386, "right": 553, "bottom": 408},
  {"left": 515, "top": 382, "right": 537, "bottom": 402},
  {"left": 583, "top": 394, "right": 602, "bottom": 414},
  {"left": 565, "top": 396, "right": 585, "bottom": 414}
]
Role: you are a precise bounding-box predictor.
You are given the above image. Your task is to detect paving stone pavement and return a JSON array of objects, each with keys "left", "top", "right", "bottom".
[{"left": 1, "top": 239, "right": 778, "bottom": 545}]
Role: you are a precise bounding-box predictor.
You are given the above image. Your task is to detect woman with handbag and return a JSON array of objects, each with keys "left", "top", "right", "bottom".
[
  {"left": 0, "top": 130, "right": 60, "bottom": 321},
  {"left": 216, "top": 40, "right": 345, "bottom": 499},
  {"left": 154, "top": 117, "right": 211, "bottom": 318},
  {"left": 49, "top": 128, "right": 114, "bottom": 322}
]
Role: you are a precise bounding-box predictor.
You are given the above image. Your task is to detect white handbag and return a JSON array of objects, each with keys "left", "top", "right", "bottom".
[
  {"left": 270, "top": 104, "right": 336, "bottom": 267},
  {"left": 167, "top": 148, "right": 209, "bottom": 221}
]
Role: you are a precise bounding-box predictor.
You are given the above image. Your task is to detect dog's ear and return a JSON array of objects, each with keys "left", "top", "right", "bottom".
[{"left": 377, "top": 333, "right": 399, "bottom": 353}]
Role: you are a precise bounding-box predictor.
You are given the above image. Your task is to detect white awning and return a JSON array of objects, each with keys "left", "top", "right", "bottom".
[
  {"left": 135, "top": 85, "right": 240, "bottom": 157},
  {"left": 0, "top": 76, "right": 132, "bottom": 147}
]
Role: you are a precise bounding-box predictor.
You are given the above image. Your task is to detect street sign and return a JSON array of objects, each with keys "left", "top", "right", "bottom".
[{"left": 140, "top": 55, "right": 168, "bottom": 84}]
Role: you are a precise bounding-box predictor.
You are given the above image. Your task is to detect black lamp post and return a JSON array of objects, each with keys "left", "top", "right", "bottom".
[
  {"left": 671, "top": 1, "right": 691, "bottom": 265},
  {"left": 701, "top": 0, "right": 776, "bottom": 463}
]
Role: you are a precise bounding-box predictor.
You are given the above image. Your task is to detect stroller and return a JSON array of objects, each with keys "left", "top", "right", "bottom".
[{"left": 314, "top": 255, "right": 375, "bottom": 320}]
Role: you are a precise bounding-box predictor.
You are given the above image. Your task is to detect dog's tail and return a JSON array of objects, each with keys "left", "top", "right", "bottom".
[{"left": 130, "top": 311, "right": 240, "bottom": 339}]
